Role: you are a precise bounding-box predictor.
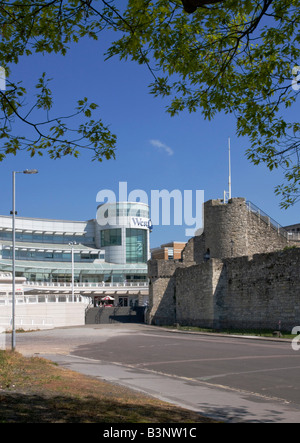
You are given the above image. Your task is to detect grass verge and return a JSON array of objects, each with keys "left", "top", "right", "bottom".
[
  {"left": 0, "top": 350, "right": 216, "bottom": 423},
  {"left": 164, "top": 325, "right": 295, "bottom": 339}
]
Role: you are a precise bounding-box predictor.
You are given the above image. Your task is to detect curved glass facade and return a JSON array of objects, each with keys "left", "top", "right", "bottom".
[{"left": 97, "top": 202, "right": 150, "bottom": 265}]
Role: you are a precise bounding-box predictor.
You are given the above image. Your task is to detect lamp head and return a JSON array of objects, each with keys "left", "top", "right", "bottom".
[{"left": 23, "top": 169, "right": 38, "bottom": 175}]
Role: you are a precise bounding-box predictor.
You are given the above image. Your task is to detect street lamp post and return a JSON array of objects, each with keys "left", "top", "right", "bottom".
[
  {"left": 69, "top": 242, "right": 77, "bottom": 303},
  {"left": 11, "top": 169, "right": 38, "bottom": 351}
]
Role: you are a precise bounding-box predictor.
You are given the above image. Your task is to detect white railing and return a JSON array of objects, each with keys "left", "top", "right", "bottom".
[
  {"left": 0, "top": 316, "right": 54, "bottom": 329},
  {"left": 287, "top": 232, "right": 300, "bottom": 241},
  {"left": 0, "top": 282, "right": 149, "bottom": 306},
  {"left": 0, "top": 294, "right": 91, "bottom": 306},
  {"left": 23, "top": 281, "right": 149, "bottom": 289}
]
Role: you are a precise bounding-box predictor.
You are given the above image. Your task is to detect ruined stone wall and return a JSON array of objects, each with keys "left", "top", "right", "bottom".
[
  {"left": 218, "top": 249, "right": 300, "bottom": 331},
  {"left": 181, "top": 234, "right": 206, "bottom": 264},
  {"left": 170, "top": 249, "right": 300, "bottom": 331},
  {"left": 148, "top": 197, "right": 300, "bottom": 330},
  {"left": 147, "top": 259, "right": 186, "bottom": 326},
  {"left": 175, "top": 259, "right": 224, "bottom": 328},
  {"left": 246, "top": 210, "right": 292, "bottom": 255}
]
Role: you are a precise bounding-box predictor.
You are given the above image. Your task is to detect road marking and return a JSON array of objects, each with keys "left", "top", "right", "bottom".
[
  {"left": 197, "top": 365, "right": 300, "bottom": 381},
  {"left": 134, "top": 354, "right": 300, "bottom": 368}
]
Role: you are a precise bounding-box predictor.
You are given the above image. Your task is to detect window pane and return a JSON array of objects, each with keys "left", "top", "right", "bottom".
[
  {"left": 101, "top": 229, "right": 122, "bottom": 247},
  {"left": 126, "top": 229, "right": 147, "bottom": 264}
]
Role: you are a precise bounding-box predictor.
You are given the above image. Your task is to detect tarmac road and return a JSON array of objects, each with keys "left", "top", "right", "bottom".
[{"left": 9, "top": 324, "right": 300, "bottom": 423}]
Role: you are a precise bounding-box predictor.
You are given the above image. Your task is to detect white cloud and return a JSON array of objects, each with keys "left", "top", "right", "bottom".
[{"left": 150, "top": 139, "right": 174, "bottom": 156}]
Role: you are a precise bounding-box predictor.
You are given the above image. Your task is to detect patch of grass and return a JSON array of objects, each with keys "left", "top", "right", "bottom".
[
  {"left": 164, "top": 325, "right": 296, "bottom": 339},
  {"left": 0, "top": 351, "right": 216, "bottom": 423}
]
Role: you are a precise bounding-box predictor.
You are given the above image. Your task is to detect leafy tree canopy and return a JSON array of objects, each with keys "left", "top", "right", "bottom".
[{"left": 1, "top": 0, "right": 300, "bottom": 207}]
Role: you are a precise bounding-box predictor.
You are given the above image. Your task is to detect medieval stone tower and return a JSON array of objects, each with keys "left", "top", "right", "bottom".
[{"left": 182, "top": 198, "right": 290, "bottom": 265}]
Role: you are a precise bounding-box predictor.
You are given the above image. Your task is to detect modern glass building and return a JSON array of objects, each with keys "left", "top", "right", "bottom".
[{"left": 0, "top": 202, "right": 151, "bottom": 285}]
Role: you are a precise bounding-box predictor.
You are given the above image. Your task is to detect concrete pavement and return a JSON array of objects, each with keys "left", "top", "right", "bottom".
[
  {"left": 11, "top": 324, "right": 300, "bottom": 423},
  {"left": 41, "top": 352, "right": 300, "bottom": 423}
]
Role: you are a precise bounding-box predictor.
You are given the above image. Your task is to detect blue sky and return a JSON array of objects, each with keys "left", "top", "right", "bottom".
[{"left": 0, "top": 33, "right": 299, "bottom": 248}]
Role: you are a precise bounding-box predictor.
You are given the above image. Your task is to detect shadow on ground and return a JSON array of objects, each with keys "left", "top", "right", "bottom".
[{"left": 0, "top": 391, "right": 216, "bottom": 423}]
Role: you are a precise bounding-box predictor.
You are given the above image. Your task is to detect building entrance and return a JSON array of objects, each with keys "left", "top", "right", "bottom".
[{"left": 119, "top": 297, "right": 128, "bottom": 307}]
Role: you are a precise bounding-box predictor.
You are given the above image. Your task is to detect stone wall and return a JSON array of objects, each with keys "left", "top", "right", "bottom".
[
  {"left": 148, "top": 197, "right": 300, "bottom": 331},
  {"left": 148, "top": 259, "right": 186, "bottom": 325},
  {"left": 218, "top": 249, "right": 300, "bottom": 331},
  {"left": 149, "top": 249, "right": 300, "bottom": 331},
  {"left": 175, "top": 259, "right": 224, "bottom": 329}
]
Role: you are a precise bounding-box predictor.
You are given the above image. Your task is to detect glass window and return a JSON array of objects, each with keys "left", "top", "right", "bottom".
[
  {"left": 2, "top": 249, "right": 11, "bottom": 259},
  {"left": 168, "top": 248, "right": 174, "bottom": 260},
  {"left": 33, "top": 234, "right": 43, "bottom": 242},
  {"left": 104, "top": 274, "right": 112, "bottom": 283},
  {"left": 75, "top": 253, "right": 83, "bottom": 262},
  {"left": 101, "top": 229, "right": 122, "bottom": 247},
  {"left": 126, "top": 275, "right": 147, "bottom": 282},
  {"left": 23, "top": 233, "right": 33, "bottom": 242},
  {"left": 0, "top": 232, "right": 12, "bottom": 240},
  {"left": 112, "top": 274, "right": 124, "bottom": 283},
  {"left": 81, "top": 253, "right": 91, "bottom": 260},
  {"left": 62, "top": 252, "right": 71, "bottom": 261},
  {"left": 0, "top": 231, "right": 96, "bottom": 245},
  {"left": 126, "top": 229, "right": 147, "bottom": 264}
]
